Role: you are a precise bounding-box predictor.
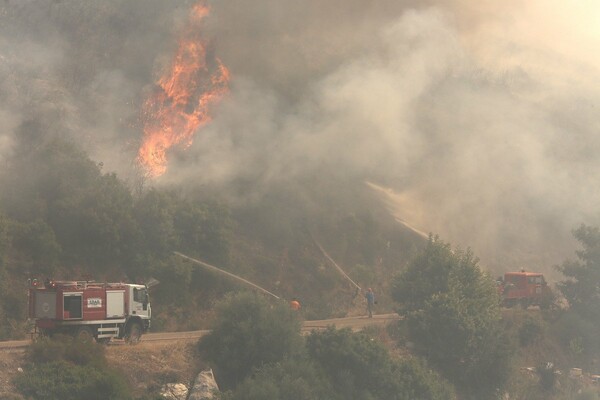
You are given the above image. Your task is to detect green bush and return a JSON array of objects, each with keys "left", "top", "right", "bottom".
[
  {"left": 27, "top": 334, "right": 107, "bottom": 367},
  {"left": 391, "top": 237, "right": 512, "bottom": 398},
  {"left": 225, "top": 357, "right": 335, "bottom": 400},
  {"left": 306, "top": 327, "right": 455, "bottom": 400},
  {"left": 518, "top": 315, "right": 544, "bottom": 347},
  {"left": 198, "top": 292, "right": 303, "bottom": 389},
  {"left": 392, "top": 357, "right": 457, "bottom": 400},
  {"left": 9, "top": 219, "right": 61, "bottom": 275},
  {"left": 14, "top": 360, "right": 130, "bottom": 400},
  {"left": 553, "top": 311, "right": 599, "bottom": 361},
  {"left": 216, "top": 325, "right": 455, "bottom": 400},
  {"left": 537, "top": 362, "right": 556, "bottom": 392},
  {"left": 14, "top": 335, "right": 131, "bottom": 400},
  {"left": 306, "top": 327, "right": 391, "bottom": 399}
]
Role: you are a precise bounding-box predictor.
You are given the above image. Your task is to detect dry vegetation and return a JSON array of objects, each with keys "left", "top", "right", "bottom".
[
  {"left": 0, "top": 351, "right": 22, "bottom": 398},
  {"left": 0, "top": 340, "right": 201, "bottom": 399},
  {"left": 106, "top": 341, "right": 200, "bottom": 396}
]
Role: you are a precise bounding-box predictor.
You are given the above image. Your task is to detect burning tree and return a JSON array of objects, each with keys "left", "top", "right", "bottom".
[{"left": 138, "top": 1, "right": 230, "bottom": 178}]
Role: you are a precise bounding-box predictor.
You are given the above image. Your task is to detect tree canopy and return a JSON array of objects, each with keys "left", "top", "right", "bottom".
[
  {"left": 554, "top": 225, "right": 600, "bottom": 362},
  {"left": 198, "top": 292, "right": 304, "bottom": 390},
  {"left": 14, "top": 336, "right": 131, "bottom": 400},
  {"left": 306, "top": 327, "right": 455, "bottom": 400},
  {"left": 556, "top": 225, "right": 600, "bottom": 320},
  {"left": 201, "top": 292, "right": 454, "bottom": 400},
  {"left": 391, "top": 236, "right": 512, "bottom": 399}
]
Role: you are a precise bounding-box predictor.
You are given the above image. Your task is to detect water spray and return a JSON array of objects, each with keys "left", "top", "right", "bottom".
[
  {"left": 310, "top": 234, "right": 361, "bottom": 292},
  {"left": 173, "top": 251, "right": 280, "bottom": 300}
]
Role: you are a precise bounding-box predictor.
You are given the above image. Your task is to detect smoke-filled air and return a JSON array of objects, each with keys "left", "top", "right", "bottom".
[{"left": 1, "top": 0, "right": 599, "bottom": 274}]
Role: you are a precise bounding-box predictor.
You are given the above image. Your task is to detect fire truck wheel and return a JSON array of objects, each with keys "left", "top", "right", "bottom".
[
  {"left": 75, "top": 327, "right": 94, "bottom": 343},
  {"left": 125, "top": 322, "right": 142, "bottom": 345}
]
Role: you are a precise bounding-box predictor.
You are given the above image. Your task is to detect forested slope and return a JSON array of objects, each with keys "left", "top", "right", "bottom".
[{"left": 0, "top": 136, "right": 425, "bottom": 338}]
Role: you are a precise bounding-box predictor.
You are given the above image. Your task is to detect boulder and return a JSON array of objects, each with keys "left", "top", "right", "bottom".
[
  {"left": 160, "top": 383, "right": 188, "bottom": 400},
  {"left": 188, "top": 369, "right": 220, "bottom": 400}
]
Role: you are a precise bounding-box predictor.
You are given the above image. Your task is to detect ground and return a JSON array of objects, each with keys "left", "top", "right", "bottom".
[
  {"left": 107, "top": 341, "right": 199, "bottom": 396},
  {"left": 0, "top": 315, "right": 411, "bottom": 399},
  {"left": 0, "top": 350, "right": 22, "bottom": 398},
  {"left": 0, "top": 341, "right": 199, "bottom": 399}
]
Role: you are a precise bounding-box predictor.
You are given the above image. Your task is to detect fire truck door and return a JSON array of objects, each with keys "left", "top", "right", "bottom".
[
  {"left": 132, "top": 287, "right": 150, "bottom": 317},
  {"left": 106, "top": 291, "right": 125, "bottom": 318}
]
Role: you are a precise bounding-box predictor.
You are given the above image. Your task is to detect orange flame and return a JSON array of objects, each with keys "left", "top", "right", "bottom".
[{"left": 138, "top": 2, "right": 230, "bottom": 177}]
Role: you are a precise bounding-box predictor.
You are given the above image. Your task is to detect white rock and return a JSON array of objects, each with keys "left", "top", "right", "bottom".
[
  {"left": 160, "top": 383, "right": 188, "bottom": 400},
  {"left": 188, "top": 369, "right": 220, "bottom": 400}
]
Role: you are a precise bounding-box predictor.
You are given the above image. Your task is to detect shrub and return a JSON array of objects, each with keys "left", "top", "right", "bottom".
[
  {"left": 225, "top": 357, "right": 335, "bottom": 400},
  {"left": 518, "top": 315, "right": 544, "bottom": 347},
  {"left": 391, "top": 237, "right": 512, "bottom": 398},
  {"left": 14, "top": 335, "right": 131, "bottom": 400},
  {"left": 27, "top": 334, "right": 106, "bottom": 367},
  {"left": 537, "top": 362, "right": 556, "bottom": 392},
  {"left": 306, "top": 327, "right": 455, "bottom": 400},
  {"left": 198, "top": 292, "right": 303, "bottom": 389},
  {"left": 553, "top": 311, "right": 599, "bottom": 361},
  {"left": 14, "top": 360, "right": 130, "bottom": 400}
]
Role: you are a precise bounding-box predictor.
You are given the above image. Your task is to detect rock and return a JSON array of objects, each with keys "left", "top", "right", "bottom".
[
  {"left": 187, "top": 369, "right": 220, "bottom": 400},
  {"left": 160, "top": 383, "right": 188, "bottom": 400},
  {"left": 569, "top": 368, "right": 583, "bottom": 378}
]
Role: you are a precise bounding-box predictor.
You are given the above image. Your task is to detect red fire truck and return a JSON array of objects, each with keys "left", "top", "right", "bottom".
[
  {"left": 28, "top": 279, "right": 151, "bottom": 343},
  {"left": 497, "top": 270, "right": 552, "bottom": 309}
]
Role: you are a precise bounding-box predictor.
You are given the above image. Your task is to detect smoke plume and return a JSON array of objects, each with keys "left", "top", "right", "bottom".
[{"left": 1, "top": 0, "right": 599, "bottom": 273}]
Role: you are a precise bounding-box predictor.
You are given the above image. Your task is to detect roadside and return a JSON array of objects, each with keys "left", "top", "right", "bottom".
[
  {"left": 0, "top": 350, "right": 22, "bottom": 398},
  {"left": 0, "top": 314, "right": 399, "bottom": 398}
]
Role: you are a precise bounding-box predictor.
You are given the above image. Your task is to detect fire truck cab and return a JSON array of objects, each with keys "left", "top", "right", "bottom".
[
  {"left": 28, "top": 279, "right": 151, "bottom": 343},
  {"left": 497, "top": 271, "right": 552, "bottom": 309}
]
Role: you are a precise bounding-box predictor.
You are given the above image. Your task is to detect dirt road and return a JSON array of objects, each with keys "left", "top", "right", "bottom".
[
  {"left": 301, "top": 313, "right": 400, "bottom": 332},
  {"left": 0, "top": 313, "right": 400, "bottom": 350}
]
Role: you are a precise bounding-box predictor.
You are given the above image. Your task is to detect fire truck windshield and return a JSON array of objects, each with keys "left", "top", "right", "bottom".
[{"left": 528, "top": 276, "right": 545, "bottom": 284}]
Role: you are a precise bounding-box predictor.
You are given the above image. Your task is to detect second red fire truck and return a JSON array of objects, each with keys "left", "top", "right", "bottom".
[{"left": 497, "top": 270, "right": 552, "bottom": 309}]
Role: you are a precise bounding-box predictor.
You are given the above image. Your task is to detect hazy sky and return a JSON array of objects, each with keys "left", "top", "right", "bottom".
[{"left": 1, "top": 0, "right": 599, "bottom": 274}]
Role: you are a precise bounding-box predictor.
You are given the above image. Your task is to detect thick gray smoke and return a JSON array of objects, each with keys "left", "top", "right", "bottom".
[
  {"left": 0, "top": 1, "right": 186, "bottom": 177},
  {"left": 1, "top": 0, "right": 599, "bottom": 273}
]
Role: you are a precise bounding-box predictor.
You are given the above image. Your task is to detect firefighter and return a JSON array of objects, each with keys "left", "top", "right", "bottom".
[
  {"left": 290, "top": 298, "right": 301, "bottom": 311},
  {"left": 365, "top": 288, "right": 375, "bottom": 318}
]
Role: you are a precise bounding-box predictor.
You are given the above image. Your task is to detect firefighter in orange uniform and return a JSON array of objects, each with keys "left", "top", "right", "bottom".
[{"left": 290, "top": 298, "right": 301, "bottom": 310}]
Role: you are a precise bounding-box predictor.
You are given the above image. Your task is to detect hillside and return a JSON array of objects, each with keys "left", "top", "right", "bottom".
[
  {"left": 0, "top": 341, "right": 197, "bottom": 399},
  {"left": 3, "top": 311, "right": 600, "bottom": 400},
  {"left": 0, "top": 112, "right": 429, "bottom": 336},
  {"left": 2, "top": 1, "right": 600, "bottom": 399}
]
